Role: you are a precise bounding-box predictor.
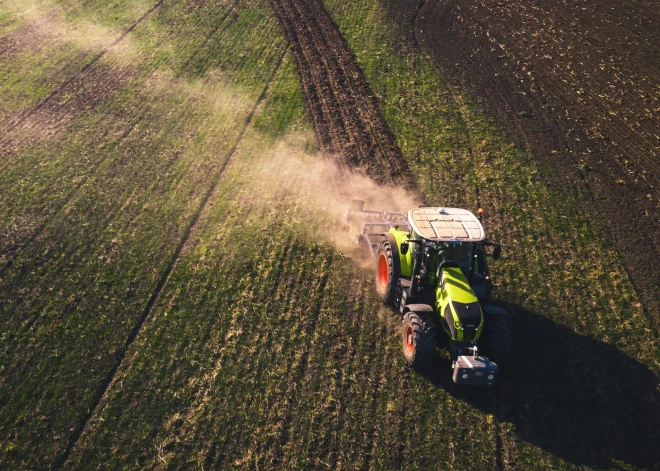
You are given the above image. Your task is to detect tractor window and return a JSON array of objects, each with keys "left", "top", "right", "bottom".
[{"left": 443, "top": 243, "right": 469, "bottom": 263}]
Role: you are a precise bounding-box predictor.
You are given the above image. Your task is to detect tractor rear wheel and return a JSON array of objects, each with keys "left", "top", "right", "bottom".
[
  {"left": 375, "top": 240, "right": 398, "bottom": 306},
  {"left": 402, "top": 311, "right": 437, "bottom": 369},
  {"left": 484, "top": 315, "right": 511, "bottom": 365}
]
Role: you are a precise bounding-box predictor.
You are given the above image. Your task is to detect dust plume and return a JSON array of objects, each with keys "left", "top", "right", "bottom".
[
  {"left": 250, "top": 137, "right": 421, "bottom": 267},
  {"left": 1, "top": 0, "right": 138, "bottom": 63}
]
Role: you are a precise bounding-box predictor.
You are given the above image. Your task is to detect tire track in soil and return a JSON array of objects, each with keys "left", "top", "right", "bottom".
[
  {"left": 54, "top": 49, "right": 288, "bottom": 470},
  {"left": 267, "top": 0, "right": 411, "bottom": 187}
]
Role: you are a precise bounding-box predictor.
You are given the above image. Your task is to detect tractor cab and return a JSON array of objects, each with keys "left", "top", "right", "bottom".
[{"left": 404, "top": 207, "right": 490, "bottom": 294}]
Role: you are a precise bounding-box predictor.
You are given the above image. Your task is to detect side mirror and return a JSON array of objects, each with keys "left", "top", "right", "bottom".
[
  {"left": 400, "top": 241, "right": 409, "bottom": 255},
  {"left": 493, "top": 245, "right": 501, "bottom": 260}
]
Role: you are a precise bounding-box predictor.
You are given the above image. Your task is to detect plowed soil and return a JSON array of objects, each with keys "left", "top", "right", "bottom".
[
  {"left": 266, "top": 0, "right": 410, "bottom": 185},
  {"left": 381, "top": 0, "right": 660, "bottom": 323}
]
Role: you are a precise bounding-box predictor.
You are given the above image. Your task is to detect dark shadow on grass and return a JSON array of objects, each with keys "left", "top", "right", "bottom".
[{"left": 418, "top": 302, "right": 660, "bottom": 470}]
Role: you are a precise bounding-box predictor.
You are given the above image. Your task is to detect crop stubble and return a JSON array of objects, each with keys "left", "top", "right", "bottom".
[{"left": 0, "top": 0, "right": 288, "bottom": 468}]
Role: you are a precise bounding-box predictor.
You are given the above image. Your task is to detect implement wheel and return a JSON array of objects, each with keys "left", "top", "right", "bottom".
[
  {"left": 375, "top": 240, "right": 398, "bottom": 305},
  {"left": 402, "top": 310, "right": 437, "bottom": 369}
]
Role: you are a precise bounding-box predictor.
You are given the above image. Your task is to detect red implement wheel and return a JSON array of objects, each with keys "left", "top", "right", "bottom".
[{"left": 375, "top": 240, "right": 398, "bottom": 305}]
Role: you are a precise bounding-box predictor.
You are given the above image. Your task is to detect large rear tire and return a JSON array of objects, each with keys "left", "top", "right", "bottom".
[
  {"left": 402, "top": 311, "right": 437, "bottom": 369},
  {"left": 375, "top": 240, "right": 398, "bottom": 306},
  {"left": 484, "top": 314, "right": 511, "bottom": 365}
]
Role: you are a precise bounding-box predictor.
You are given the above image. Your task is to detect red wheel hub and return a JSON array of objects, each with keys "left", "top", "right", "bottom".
[
  {"left": 405, "top": 326, "right": 414, "bottom": 353},
  {"left": 378, "top": 254, "right": 389, "bottom": 289}
]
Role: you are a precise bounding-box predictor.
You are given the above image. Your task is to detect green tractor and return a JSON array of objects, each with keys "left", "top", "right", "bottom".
[{"left": 349, "top": 201, "right": 510, "bottom": 386}]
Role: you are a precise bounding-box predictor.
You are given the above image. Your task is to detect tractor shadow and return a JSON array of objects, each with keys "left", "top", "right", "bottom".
[{"left": 419, "top": 302, "right": 660, "bottom": 470}]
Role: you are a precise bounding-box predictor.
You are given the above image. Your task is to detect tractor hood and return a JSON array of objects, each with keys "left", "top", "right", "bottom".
[
  {"left": 437, "top": 267, "right": 483, "bottom": 341},
  {"left": 440, "top": 267, "right": 478, "bottom": 304}
]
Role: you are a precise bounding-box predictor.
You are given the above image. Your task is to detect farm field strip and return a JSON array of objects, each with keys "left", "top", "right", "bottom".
[
  {"left": 0, "top": 0, "right": 282, "bottom": 265},
  {"left": 0, "top": 0, "right": 289, "bottom": 467},
  {"left": 0, "top": 0, "right": 251, "bottom": 271},
  {"left": 0, "top": 0, "right": 163, "bottom": 128},
  {"left": 322, "top": 0, "right": 659, "bottom": 467},
  {"left": 58, "top": 46, "right": 288, "bottom": 470},
  {"left": 0, "top": 0, "right": 164, "bottom": 142},
  {"left": 267, "top": 0, "right": 409, "bottom": 184},
  {"left": 410, "top": 0, "right": 660, "bottom": 326}
]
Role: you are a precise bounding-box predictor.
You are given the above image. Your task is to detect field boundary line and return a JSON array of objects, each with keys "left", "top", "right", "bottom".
[
  {"left": 411, "top": 0, "right": 427, "bottom": 48},
  {"left": 54, "top": 47, "right": 289, "bottom": 470},
  {"left": 0, "top": 0, "right": 165, "bottom": 141},
  {"left": 494, "top": 418, "right": 505, "bottom": 471}
]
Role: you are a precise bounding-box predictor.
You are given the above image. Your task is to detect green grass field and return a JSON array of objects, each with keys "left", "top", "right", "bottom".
[{"left": 1, "top": 0, "right": 658, "bottom": 469}]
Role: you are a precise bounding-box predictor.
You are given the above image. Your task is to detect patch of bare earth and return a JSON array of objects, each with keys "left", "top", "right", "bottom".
[
  {"left": 0, "top": 10, "right": 59, "bottom": 57},
  {"left": 382, "top": 0, "right": 660, "bottom": 326},
  {"left": 267, "top": 0, "right": 411, "bottom": 186}
]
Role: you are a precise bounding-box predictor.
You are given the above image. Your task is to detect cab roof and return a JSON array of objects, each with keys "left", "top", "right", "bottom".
[{"left": 408, "top": 207, "right": 485, "bottom": 242}]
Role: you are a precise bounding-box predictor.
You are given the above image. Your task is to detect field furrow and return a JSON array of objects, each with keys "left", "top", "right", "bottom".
[{"left": 267, "top": 0, "right": 410, "bottom": 185}]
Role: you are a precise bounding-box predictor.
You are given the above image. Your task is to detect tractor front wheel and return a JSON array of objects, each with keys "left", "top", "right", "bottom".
[
  {"left": 375, "top": 240, "right": 398, "bottom": 306},
  {"left": 402, "top": 311, "right": 437, "bottom": 369}
]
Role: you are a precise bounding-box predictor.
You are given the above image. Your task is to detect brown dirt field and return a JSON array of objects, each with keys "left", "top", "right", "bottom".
[
  {"left": 266, "top": 0, "right": 411, "bottom": 186},
  {"left": 380, "top": 0, "right": 660, "bottom": 329}
]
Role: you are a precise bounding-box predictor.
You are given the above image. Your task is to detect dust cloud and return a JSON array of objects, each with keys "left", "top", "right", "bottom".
[
  {"left": 251, "top": 138, "right": 421, "bottom": 267},
  {"left": 2, "top": 0, "right": 137, "bottom": 62}
]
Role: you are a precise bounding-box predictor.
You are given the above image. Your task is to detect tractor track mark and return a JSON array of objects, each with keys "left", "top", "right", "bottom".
[
  {"left": 0, "top": 0, "right": 164, "bottom": 141},
  {"left": 267, "top": 0, "right": 411, "bottom": 186},
  {"left": 494, "top": 419, "right": 505, "bottom": 471},
  {"left": 54, "top": 49, "right": 288, "bottom": 470},
  {"left": 411, "top": 0, "right": 427, "bottom": 49}
]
